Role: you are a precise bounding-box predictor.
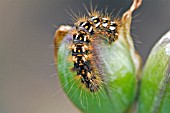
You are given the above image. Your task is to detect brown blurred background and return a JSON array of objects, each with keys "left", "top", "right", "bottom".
[{"left": 1, "top": 0, "right": 170, "bottom": 113}]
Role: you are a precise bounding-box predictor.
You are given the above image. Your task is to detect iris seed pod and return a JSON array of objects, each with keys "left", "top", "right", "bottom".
[
  {"left": 138, "top": 31, "right": 170, "bottom": 113},
  {"left": 54, "top": 0, "right": 142, "bottom": 113}
]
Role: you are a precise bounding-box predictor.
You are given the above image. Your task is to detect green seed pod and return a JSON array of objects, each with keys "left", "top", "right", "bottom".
[
  {"left": 138, "top": 31, "right": 170, "bottom": 113},
  {"left": 54, "top": 0, "right": 142, "bottom": 113}
]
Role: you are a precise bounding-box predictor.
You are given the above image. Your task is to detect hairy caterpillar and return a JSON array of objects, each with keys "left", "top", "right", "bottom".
[{"left": 69, "top": 11, "right": 120, "bottom": 92}]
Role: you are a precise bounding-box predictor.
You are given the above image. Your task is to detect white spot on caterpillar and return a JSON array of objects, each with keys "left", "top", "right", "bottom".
[
  {"left": 91, "top": 16, "right": 98, "bottom": 20},
  {"left": 102, "top": 23, "right": 108, "bottom": 27},
  {"left": 89, "top": 26, "right": 93, "bottom": 33},
  {"left": 109, "top": 26, "right": 115, "bottom": 30},
  {"left": 82, "top": 46, "right": 85, "bottom": 52},
  {"left": 75, "top": 34, "right": 79, "bottom": 39},
  {"left": 84, "top": 36, "right": 87, "bottom": 41},
  {"left": 95, "top": 22, "right": 100, "bottom": 27},
  {"left": 81, "top": 22, "right": 87, "bottom": 27},
  {"left": 102, "top": 18, "right": 108, "bottom": 27}
]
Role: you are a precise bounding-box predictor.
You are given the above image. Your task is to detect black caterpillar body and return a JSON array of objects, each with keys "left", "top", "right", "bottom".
[{"left": 70, "top": 15, "right": 119, "bottom": 92}]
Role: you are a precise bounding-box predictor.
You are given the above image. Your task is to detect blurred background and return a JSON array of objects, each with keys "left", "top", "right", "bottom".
[{"left": 1, "top": 0, "right": 170, "bottom": 113}]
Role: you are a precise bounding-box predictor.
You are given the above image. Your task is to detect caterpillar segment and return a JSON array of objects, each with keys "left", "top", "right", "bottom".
[
  {"left": 77, "top": 15, "right": 119, "bottom": 43},
  {"left": 70, "top": 27, "right": 100, "bottom": 92}
]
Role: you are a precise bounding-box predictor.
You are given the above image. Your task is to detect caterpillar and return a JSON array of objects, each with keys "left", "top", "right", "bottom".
[{"left": 69, "top": 11, "right": 120, "bottom": 92}]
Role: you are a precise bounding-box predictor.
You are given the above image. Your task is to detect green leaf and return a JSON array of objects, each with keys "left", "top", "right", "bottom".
[{"left": 138, "top": 31, "right": 170, "bottom": 113}]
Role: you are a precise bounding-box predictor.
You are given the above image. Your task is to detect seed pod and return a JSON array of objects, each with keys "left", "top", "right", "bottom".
[
  {"left": 138, "top": 31, "right": 170, "bottom": 113},
  {"left": 54, "top": 0, "right": 142, "bottom": 113}
]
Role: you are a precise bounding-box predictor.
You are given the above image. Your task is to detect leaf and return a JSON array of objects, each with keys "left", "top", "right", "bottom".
[
  {"left": 138, "top": 31, "right": 170, "bottom": 113},
  {"left": 54, "top": 0, "right": 142, "bottom": 113}
]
